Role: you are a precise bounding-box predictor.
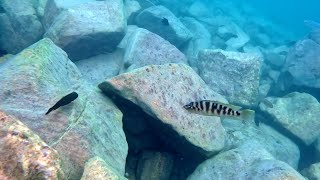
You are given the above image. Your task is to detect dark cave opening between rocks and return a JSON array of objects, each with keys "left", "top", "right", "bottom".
[{"left": 103, "top": 91, "right": 207, "bottom": 180}]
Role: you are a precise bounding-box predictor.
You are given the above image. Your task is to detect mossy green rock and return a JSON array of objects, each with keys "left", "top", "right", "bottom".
[
  {"left": 0, "top": 38, "right": 128, "bottom": 179},
  {"left": 99, "top": 63, "right": 226, "bottom": 156}
]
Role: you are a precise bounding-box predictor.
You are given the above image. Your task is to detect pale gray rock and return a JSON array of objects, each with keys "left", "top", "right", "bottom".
[
  {"left": 282, "top": 39, "right": 320, "bottom": 89},
  {"left": 180, "top": 17, "right": 211, "bottom": 63},
  {"left": 260, "top": 92, "right": 320, "bottom": 145},
  {"left": 0, "top": 0, "right": 44, "bottom": 54},
  {"left": 222, "top": 120, "right": 300, "bottom": 169},
  {"left": 43, "top": 0, "right": 94, "bottom": 29},
  {"left": 75, "top": 50, "right": 124, "bottom": 86},
  {"left": 45, "top": 0, "right": 126, "bottom": 61},
  {"left": 135, "top": 5, "right": 193, "bottom": 47},
  {"left": 301, "top": 162, "right": 320, "bottom": 180},
  {"left": 188, "top": 142, "right": 304, "bottom": 180},
  {"left": 121, "top": 28, "right": 187, "bottom": 72},
  {"left": 198, "top": 49, "right": 261, "bottom": 107}
]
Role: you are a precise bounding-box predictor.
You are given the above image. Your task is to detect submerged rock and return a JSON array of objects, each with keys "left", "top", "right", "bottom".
[
  {"left": 188, "top": 142, "right": 304, "bottom": 180},
  {"left": 281, "top": 39, "right": 320, "bottom": 89},
  {"left": 75, "top": 50, "right": 124, "bottom": 86},
  {"left": 260, "top": 92, "right": 320, "bottom": 145},
  {"left": 198, "top": 49, "right": 261, "bottom": 107},
  {"left": 45, "top": 0, "right": 126, "bottom": 61},
  {"left": 121, "top": 28, "right": 187, "bottom": 72},
  {"left": 43, "top": 0, "right": 94, "bottom": 29},
  {"left": 0, "top": 0, "right": 44, "bottom": 54},
  {"left": 301, "top": 162, "right": 320, "bottom": 180},
  {"left": 136, "top": 151, "right": 174, "bottom": 180},
  {"left": 180, "top": 17, "right": 211, "bottom": 68},
  {"left": 99, "top": 63, "right": 227, "bottom": 156},
  {"left": 0, "top": 38, "right": 128, "bottom": 179},
  {"left": 223, "top": 120, "right": 300, "bottom": 169},
  {"left": 0, "top": 111, "right": 64, "bottom": 179},
  {"left": 136, "top": 5, "right": 193, "bottom": 47},
  {"left": 81, "top": 157, "right": 127, "bottom": 180}
]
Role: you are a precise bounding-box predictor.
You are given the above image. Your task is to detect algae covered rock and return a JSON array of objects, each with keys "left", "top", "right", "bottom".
[
  {"left": 136, "top": 5, "right": 193, "bottom": 47},
  {"left": 121, "top": 28, "right": 187, "bottom": 72},
  {"left": 81, "top": 157, "right": 127, "bottom": 180},
  {"left": 45, "top": 0, "right": 126, "bottom": 60},
  {"left": 188, "top": 142, "right": 304, "bottom": 180},
  {"left": 260, "top": 92, "right": 320, "bottom": 145},
  {"left": 198, "top": 49, "right": 261, "bottom": 107},
  {"left": 99, "top": 63, "right": 226, "bottom": 156},
  {"left": 0, "top": 111, "right": 64, "bottom": 179},
  {"left": 0, "top": 38, "right": 128, "bottom": 179}
]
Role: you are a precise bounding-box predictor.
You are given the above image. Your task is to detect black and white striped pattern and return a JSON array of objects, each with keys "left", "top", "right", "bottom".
[{"left": 184, "top": 100, "right": 241, "bottom": 117}]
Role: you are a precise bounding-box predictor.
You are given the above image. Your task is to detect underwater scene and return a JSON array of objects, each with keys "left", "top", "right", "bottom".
[{"left": 0, "top": 0, "right": 319, "bottom": 179}]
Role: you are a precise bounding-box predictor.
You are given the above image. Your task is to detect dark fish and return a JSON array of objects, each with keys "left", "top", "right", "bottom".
[
  {"left": 45, "top": 91, "right": 78, "bottom": 115},
  {"left": 183, "top": 100, "right": 255, "bottom": 121},
  {"left": 161, "top": 18, "right": 169, "bottom": 26}
]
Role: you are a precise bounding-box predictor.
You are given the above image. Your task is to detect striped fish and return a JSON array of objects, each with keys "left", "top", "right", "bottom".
[{"left": 183, "top": 100, "right": 255, "bottom": 121}]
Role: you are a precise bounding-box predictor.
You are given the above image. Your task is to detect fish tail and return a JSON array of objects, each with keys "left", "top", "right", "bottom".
[{"left": 240, "top": 109, "right": 255, "bottom": 121}]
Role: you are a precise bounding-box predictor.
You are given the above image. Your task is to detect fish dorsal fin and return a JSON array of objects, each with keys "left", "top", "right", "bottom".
[{"left": 204, "top": 100, "right": 242, "bottom": 110}]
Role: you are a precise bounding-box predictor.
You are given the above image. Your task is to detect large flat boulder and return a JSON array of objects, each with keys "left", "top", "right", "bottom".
[
  {"left": 0, "top": 0, "right": 44, "bottom": 54},
  {"left": 45, "top": 0, "right": 126, "bottom": 61},
  {"left": 188, "top": 142, "right": 305, "bottom": 180},
  {"left": 0, "top": 38, "right": 128, "bottom": 179},
  {"left": 135, "top": 5, "right": 193, "bottom": 47},
  {"left": 121, "top": 28, "right": 187, "bottom": 72},
  {"left": 260, "top": 92, "right": 320, "bottom": 145},
  {"left": 198, "top": 49, "right": 261, "bottom": 107},
  {"left": 0, "top": 111, "right": 64, "bottom": 179},
  {"left": 99, "top": 63, "right": 226, "bottom": 156}
]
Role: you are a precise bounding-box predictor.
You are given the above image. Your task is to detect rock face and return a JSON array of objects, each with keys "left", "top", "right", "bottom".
[
  {"left": 225, "top": 22, "right": 250, "bottom": 51},
  {"left": 281, "top": 39, "right": 320, "bottom": 89},
  {"left": 0, "top": 0, "right": 44, "bottom": 54},
  {"left": 180, "top": 17, "right": 211, "bottom": 69},
  {"left": 0, "top": 111, "right": 64, "bottom": 179},
  {"left": 43, "top": 0, "right": 94, "bottom": 29},
  {"left": 136, "top": 5, "right": 193, "bottom": 47},
  {"left": 302, "top": 162, "right": 320, "bottom": 180},
  {"left": 99, "top": 63, "right": 227, "bottom": 156},
  {"left": 188, "top": 142, "right": 305, "bottom": 180},
  {"left": 198, "top": 49, "right": 261, "bottom": 107},
  {"left": 0, "top": 38, "right": 128, "bottom": 179},
  {"left": 136, "top": 151, "right": 174, "bottom": 180},
  {"left": 81, "top": 157, "right": 127, "bottom": 180},
  {"left": 121, "top": 28, "right": 187, "bottom": 72},
  {"left": 260, "top": 92, "right": 320, "bottom": 145},
  {"left": 75, "top": 50, "right": 124, "bottom": 86},
  {"left": 222, "top": 120, "right": 300, "bottom": 169},
  {"left": 45, "top": 0, "right": 126, "bottom": 61}
]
